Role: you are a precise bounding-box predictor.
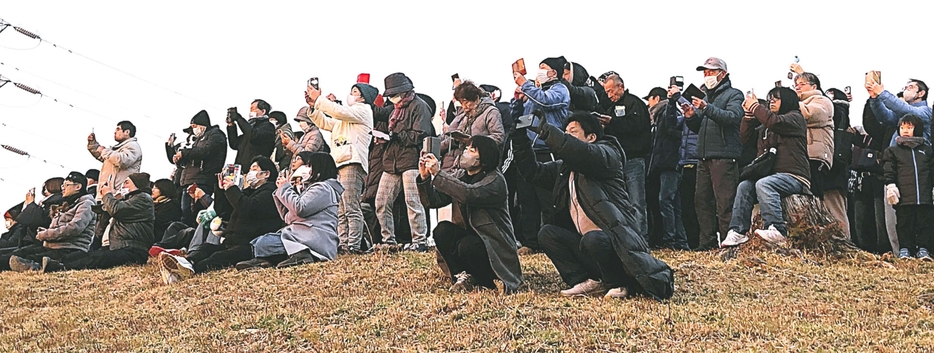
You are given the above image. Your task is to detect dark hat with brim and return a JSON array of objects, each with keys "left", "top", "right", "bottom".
[{"left": 383, "top": 72, "right": 414, "bottom": 97}]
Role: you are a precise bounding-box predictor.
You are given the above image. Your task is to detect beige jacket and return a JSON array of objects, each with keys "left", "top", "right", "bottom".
[
  {"left": 88, "top": 137, "right": 143, "bottom": 200},
  {"left": 799, "top": 90, "right": 834, "bottom": 169},
  {"left": 309, "top": 99, "right": 373, "bottom": 171}
]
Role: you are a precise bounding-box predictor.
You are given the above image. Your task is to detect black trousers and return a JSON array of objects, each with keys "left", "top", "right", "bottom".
[
  {"left": 59, "top": 246, "right": 148, "bottom": 271},
  {"left": 0, "top": 244, "right": 78, "bottom": 271},
  {"left": 695, "top": 159, "right": 738, "bottom": 250},
  {"left": 896, "top": 205, "right": 934, "bottom": 251},
  {"left": 680, "top": 165, "right": 700, "bottom": 249},
  {"left": 433, "top": 221, "right": 496, "bottom": 288},
  {"left": 155, "top": 221, "right": 196, "bottom": 250},
  {"left": 515, "top": 151, "right": 557, "bottom": 250},
  {"left": 539, "top": 225, "right": 634, "bottom": 289},
  {"left": 186, "top": 243, "right": 253, "bottom": 273}
]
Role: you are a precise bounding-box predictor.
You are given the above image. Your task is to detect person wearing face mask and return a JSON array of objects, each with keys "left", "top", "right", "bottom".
[
  {"left": 510, "top": 112, "right": 674, "bottom": 300},
  {"left": 1, "top": 207, "right": 24, "bottom": 249},
  {"left": 303, "top": 81, "right": 376, "bottom": 254},
  {"left": 680, "top": 57, "right": 745, "bottom": 251},
  {"left": 441, "top": 81, "right": 504, "bottom": 174},
  {"left": 417, "top": 135, "right": 521, "bottom": 293},
  {"left": 283, "top": 106, "right": 326, "bottom": 157},
  {"left": 237, "top": 152, "right": 343, "bottom": 270},
  {"left": 226, "top": 99, "right": 277, "bottom": 172},
  {"left": 6, "top": 178, "right": 66, "bottom": 248},
  {"left": 168, "top": 110, "right": 227, "bottom": 226},
  {"left": 268, "top": 111, "right": 296, "bottom": 171},
  {"left": 156, "top": 157, "right": 282, "bottom": 281}
]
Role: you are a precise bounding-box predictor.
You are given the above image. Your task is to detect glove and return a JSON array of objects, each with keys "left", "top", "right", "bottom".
[{"left": 886, "top": 184, "right": 900, "bottom": 205}]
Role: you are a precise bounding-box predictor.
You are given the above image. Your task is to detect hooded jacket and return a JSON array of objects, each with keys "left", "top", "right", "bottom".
[
  {"left": 102, "top": 190, "right": 155, "bottom": 251},
  {"left": 88, "top": 136, "right": 143, "bottom": 200},
  {"left": 310, "top": 97, "right": 374, "bottom": 170},
  {"left": 227, "top": 112, "right": 276, "bottom": 170},
  {"left": 417, "top": 169, "right": 523, "bottom": 293},
  {"left": 684, "top": 76, "right": 745, "bottom": 159},
  {"left": 383, "top": 95, "right": 433, "bottom": 174},
  {"left": 36, "top": 194, "right": 97, "bottom": 251},
  {"left": 510, "top": 80, "right": 570, "bottom": 151},
  {"left": 173, "top": 125, "right": 227, "bottom": 186},
  {"left": 512, "top": 124, "right": 675, "bottom": 300},
  {"left": 441, "top": 96, "right": 504, "bottom": 173},
  {"left": 268, "top": 178, "right": 344, "bottom": 261},
  {"left": 798, "top": 90, "right": 835, "bottom": 169},
  {"left": 883, "top": 136, "right": 934, "bottom": 206},
  {"left": 599, "top": 89, "right": 652, "bottom": 159}
]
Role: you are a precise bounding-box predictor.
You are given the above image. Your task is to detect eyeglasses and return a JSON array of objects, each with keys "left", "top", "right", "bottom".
[{"left": 768, "top": 98, "right": 780, "bottom": 104}]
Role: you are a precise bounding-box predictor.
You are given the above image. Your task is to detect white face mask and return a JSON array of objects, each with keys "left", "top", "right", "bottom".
[
  {"left": 5, "top": 220, "right": 13, "bottom": 229},
  {"left": 245, "top": 170, "right": 265, "bottom": 187},
  {"left": 704, "top": 75, "right": 720, "bottom": 90},
  {"left": 249, "top": 111, "right": 258, "bottom": 118},
  {"left": 269, "top": 118, "right": 278, "bottom": 126},
  {"left": 118, "top": 188, "right": 130, "bottom": 195},
  {"left": 345, "top": 95, "right": 358, "bottom": 106},
  {"left": 298, "top": 121, "right": 310, "bottom": 131},
  {"left": 192, "top": 126, "right": 205, "bottom": 137},
  {"left": 389, "top": 96, "right": 402, "bottom": 104},
  {"left": 536, "top": 69, "right": 551, "bottom": 84}
]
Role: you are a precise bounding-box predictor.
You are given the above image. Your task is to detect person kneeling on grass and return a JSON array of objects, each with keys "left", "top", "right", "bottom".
[
  {"left": 882, "top": 114, "right": 934, "bottom": 261},
  {"left": 417, "top": 135, "right": 522, "bottom": 294},
  {"left": 3, "top": 172, "right": 96, "bottom": 272},
  {"left": 13, "top": 173, "right": 154, "bottom": 273},
  {"left": 236, "top": 152, "right": 343, "bottom": 270},
  {"left": 157, "top": 156, "right": 282, "bottom": 283},
  {"left": 512, "top": 112, "right": 674, "bottom": 300}
]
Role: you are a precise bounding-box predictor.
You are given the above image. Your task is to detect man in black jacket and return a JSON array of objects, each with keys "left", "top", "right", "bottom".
[
  {"left": 597, "top": 73, "right": 651, "bottom": 237},
  {"left": 227, "top": 99, "right": 276, "bottom": 172},
  {"left": 562, "top": 62, "right": 599, "bottom": 114},
  {"left": 646, "top": 87, "right": 689, "bottom": 250},
  {"left": 513, "top": 112, "right": 674, "bottom": 300},
  {"left": 169, "top": 110, "right": 228, "bottom": 226}
]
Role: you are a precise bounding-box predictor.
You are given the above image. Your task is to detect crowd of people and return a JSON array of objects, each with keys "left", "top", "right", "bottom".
[{"left": 1, "top": 55, "right": 931, "bottom": 301}]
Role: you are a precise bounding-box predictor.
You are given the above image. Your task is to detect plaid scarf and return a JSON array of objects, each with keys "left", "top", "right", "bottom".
[{"left": 389, "top": 91, "right": 416, "bottom": 131}]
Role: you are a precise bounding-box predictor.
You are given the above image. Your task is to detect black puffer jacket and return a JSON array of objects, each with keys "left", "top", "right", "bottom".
[
  {"left": 176, "top": 125, "right": 227, "bottom": 185},
  {"left": 598, "top": 90, "right": 651, "bottom": 159},
  {"left": 684, "top": 76, "right": 745, "bottom": 159},
  {"left": 883, "top": 136, "right": 934, "bottom": 206},
  {"left": 227, "top": 112, "right": 276, "bottom": 170},
  {"left": 383, "top": 96, "right": 433, "bottom": 174}
]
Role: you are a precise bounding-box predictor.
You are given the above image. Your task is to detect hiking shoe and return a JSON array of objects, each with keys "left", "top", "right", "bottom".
[
  {"left": 159, "top": 252, "right": 194, "bottom": 283},
  {"left": 898, "top": 248, "right": 911, "bottom": 260},
  {"left": 41, "top": 257, "right": 65, "bottom": 273},
  {"left": 604, "top": 287, "right": 629, "bottom": 299},
  {"left": 235, "top": 258, "right": 273, "bottom": 271},
  {"left": 9, "top": 256, "right": 41, "bottom": 272},
  {"left": 276, "top": 250, "right": 316, "bottom": 268},
  {"left": 450, "top": 271, "right": 475, "bottom": 292},
  {"left": 755, "top": 225, "right": 787, "bottom": 245},
  {"left": 560, "top": 279, "right": 608, "bottom": 297},
  {"left": 720, "top": 230, "right": 749, "bottom": 247},
  {"left": 918, "top": 248, "right": 933, "bottom": 262}
]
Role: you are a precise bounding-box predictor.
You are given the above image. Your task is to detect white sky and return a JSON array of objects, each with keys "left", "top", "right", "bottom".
[{"left": 2, "top": 0, "right": 933, "bottom": 229}]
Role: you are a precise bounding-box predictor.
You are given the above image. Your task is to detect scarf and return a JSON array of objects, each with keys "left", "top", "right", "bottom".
[{"left": 389, "top": 91, "right": 416, "bottom": 131}]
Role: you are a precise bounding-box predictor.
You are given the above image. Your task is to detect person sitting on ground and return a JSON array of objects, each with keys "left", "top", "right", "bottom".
[
  {"left": 512, "top": 111, "right": 674, "bottom": 300},
  {"left": 237, "top": 152, "right": 343, "bottom": 269},
  {"left": 418, "top": 135, "right": 522, "bottom": 293},
  {"left": 9, "top": 178, "right": 66, "bottom": 248},
  {"left": 1, "top": 172, "right": 96, "bottom": 272},
  {"left": 14, "top": 173, "right": 155, "bottom": 272},
  {"left": 150, "top": 184, "right": 214, "bottom": 256},
  {"left": 721, "top": 87, "right": 811, "bottom": 247},
  {"left": 152, "top": 179, "right": 182, "bottom": 243},
  {"left": 1, "top": 207, "right": 24, "bottom": 249},
  {"left": 882, "top": 114, "right": 934, "bottom": 260}
]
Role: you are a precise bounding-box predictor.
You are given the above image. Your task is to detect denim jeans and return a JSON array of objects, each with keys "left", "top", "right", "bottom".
[
  {"left": 624, "top": 157, "right": 647, "bottom": 237},
  {"left": 729, "top": 173, "right": 806, "bottom": 236},
  {"left": 659, "top": 171, "right": 688, "bottom": 249}
]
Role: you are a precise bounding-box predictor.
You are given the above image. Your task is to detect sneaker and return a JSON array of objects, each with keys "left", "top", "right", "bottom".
[
  {"left": 450, "top": 271, "right": 475, "bottom": 292},
  {"left": 918, "top": 248, "right": 933, "bottom": 262},
  {"left": 899, "top": 248, "right": 912, "bottom": 260},
  {"left": 276, "top": 250, "right": 317, "bottom": 268},
  {"left": 755, "top": 225, "right": 787, "bottom": 245},
  {"left": 159, "top": 252, "right": 194, "bottom": 283},
  {"left": 40, "top": 257, "right": 64, "bottom": 273},
  {"left": 149, "top": 246, "right": 184, "bottom": 258},
  {"left": 559, "top": 279, "right": 608, "bottom": 297},
  {"left": 406, "top": 243, "right": 429, "bottom": 253},
  {"left": 604, "top": 287, "right": 629, "bottom": 299},
  {"left": 9, "top": 255, "right": 41, "bottom": 272},
  {"left": 235, "top": 258, "right": 273, "bottom": 271},
  {"left": 720, "top": 230, "right": 749, "bottom": 247},
  {"left": 159, "top": 266, "right": 180, "bottom": 284}
]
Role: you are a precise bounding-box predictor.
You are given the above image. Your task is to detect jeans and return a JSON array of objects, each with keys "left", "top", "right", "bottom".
[
  {"left": 539, "top": 225, "right": 634, "bottom": 289},
  {"left": 729, "top": 173, "right": 806, "bottom": 236},
  {"left": 659, "top": 171, "right": 688, "bottom": 249},
  {"left": 624, "top": 158, "right": 648, "bottom": 236},
  {"left": 337, "top": 164, "right": 366, "bottom": 250}
]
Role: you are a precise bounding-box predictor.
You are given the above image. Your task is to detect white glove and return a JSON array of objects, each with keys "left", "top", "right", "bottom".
[{"left": 886, "top": 184, "right": 900, "bottom": 205}]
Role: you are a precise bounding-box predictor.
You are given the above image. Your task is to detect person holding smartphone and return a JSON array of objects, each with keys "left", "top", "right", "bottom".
[
  {"left": 169, "top": 110, "right": 227, "bottom": 227},
  {"left": 441, "top": 81, "right": 504, "bottom": 174},
  {"left": 226, "top": 100, "right": 277, "bottom": 172}
]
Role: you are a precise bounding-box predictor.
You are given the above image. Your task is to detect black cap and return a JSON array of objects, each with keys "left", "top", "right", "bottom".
[
  {"left": 66, "top": 171, "right": 88, "bottom": 190},
  {"left": 643, "top": 87, "right": 667, "bottom": 100}
]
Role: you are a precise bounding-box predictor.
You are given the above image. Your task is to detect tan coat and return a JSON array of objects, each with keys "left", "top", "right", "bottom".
[
  {"left": 799, "top": 90, "right": 835, "bottom": 168},
  {"left": 88, "top": 137, "right": 143, "bottom": 200}
]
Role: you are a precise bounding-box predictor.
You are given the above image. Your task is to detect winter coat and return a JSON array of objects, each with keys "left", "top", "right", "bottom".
[
  {"left": 173, "top": 125, "right": 227, "bottom": 186},
  {"left": 153, "top": 196, "right": 182, "bottom": 241},
  {"left": 36, "top": 194, "right": 97, "bottom": 251},
  {"left": 227, "top": 113, "right": 276, "bottom": 170},
  {"left": 512, "top": 123, "right": 675, "bottom": 300},
  {"left": 88, "top": 137, "right": 143, "bottom": 199},
  {"left": 441, "top": 96, "right": 504, "bottom": 173},
  {"left": 213, "top": 181, "right": 281, "bottom": 246},
  {"left": 869, "top": 90, "right": 933, "bottom": 145},
  {"left": 883, "top": 137, "right": 934, "bottom": 206},
  {"left": 599, "top": 90, "right": 652, "bottom": 159},
  {"left": 648, "top": 100, "right": 682, "bottom": 174},
  {"left": 826, "top": 99, "right": 852, "bottom": 191},
  {"left": 684, "top": 76, "right": 745, "bottom": 160},
  {"left": 286, "top": 113, "right": 327, "bottom": 156},
  {"left": 14, "top": 193, "right": 64, "bottom": 246},
  {"left": 742, "top": 104, "right": 811, "bottom": 184},
  {"left": 267, "top": 179, "right": 343, "bottom": 261},
  {"left": 363, "top": 106, "right": 394, "bottom": 202},
  {"left": 102, "top": 190, "right": 155, "bottom": 251},
  {"left": 562, "top": 63, "right": 599, "bottom": 113},
  {"left": 383, "top": 96, "right": 433, "bottom": 174},
  {"left": 679, "top": 113, "right": 700, "bottom": 166},
  {"left": 511, "top": 80, "right": 570, "bottom": 151},
  {"left": 799, "top": 90, "right": 835, "bottom": 169},
  {"left": 272, "top": 122, "right": 296, "bottom": 171},
  {"left": 417, "top": 169, "right": 522, "bottom": 293},
  {"left": 310, "top": 97, "right": 374, "bottom": 170}
]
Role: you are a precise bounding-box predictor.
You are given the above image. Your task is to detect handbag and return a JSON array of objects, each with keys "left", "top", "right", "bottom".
[
  {"left": 851, "top": 136, "right": 882, "bottom": 173},
  {"left": 740, "top": 147, "right": 777, "bottom": 181}
]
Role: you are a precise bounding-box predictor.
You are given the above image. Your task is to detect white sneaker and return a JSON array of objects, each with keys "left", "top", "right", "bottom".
[
  {"left": 720, "top": 230, "right": 749, "bottom": 247},
  {"left": 159, "top": 252, "right": 194, "bottom": 284},
  {"left": 604, "top": 287, "right": 629, "bottom": 299},
  {"left": 755, "top": 225, "right": 787, "bottom": 245},
  {"left": 560, "top": 279, "right": 608, "bottom": 297}
]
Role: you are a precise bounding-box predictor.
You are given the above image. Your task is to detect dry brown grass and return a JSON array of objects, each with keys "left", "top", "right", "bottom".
[{"left": 1, "top": 246, "right": 934, "bottom": 352}]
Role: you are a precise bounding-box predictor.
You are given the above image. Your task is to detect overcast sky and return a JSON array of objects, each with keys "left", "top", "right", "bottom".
[{"left": 2, "top": 0, "right": 933, "bottom": 229}]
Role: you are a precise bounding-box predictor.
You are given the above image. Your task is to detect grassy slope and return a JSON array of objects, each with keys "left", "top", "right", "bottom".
[{"left": 1, "top": 249, "right": 933, "bottom": 352}]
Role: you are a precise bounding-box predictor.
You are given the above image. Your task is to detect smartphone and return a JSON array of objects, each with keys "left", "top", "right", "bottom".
[
  {"left": 844, "top": 86, "right": 852, "bottom": 95},
  {"left": 512, "top": 58, "right": 527, "bottom": 76},
  {"left": 451, "top": 73, "right": 459, "bottom": 90},
  {"left": 515, "top": 114, "right": 535, "bottom": 129},
  {"left": 774, "top": 80, "right": 782, "bottom": 88},
  {"left": 307, "top": 77, "right": 319, "bottom": 90},
  {"left": 747, "top": 88, "right": 754, "bottom": 96},
  {"left": 670, "top": 76, "right": 684, "bottom": 89},
  {"left": 423, "top": 136, "right": 441, "bottom": 159},
  {"left": 794, "top": 55, "right": 799, "bottom": 63}
]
